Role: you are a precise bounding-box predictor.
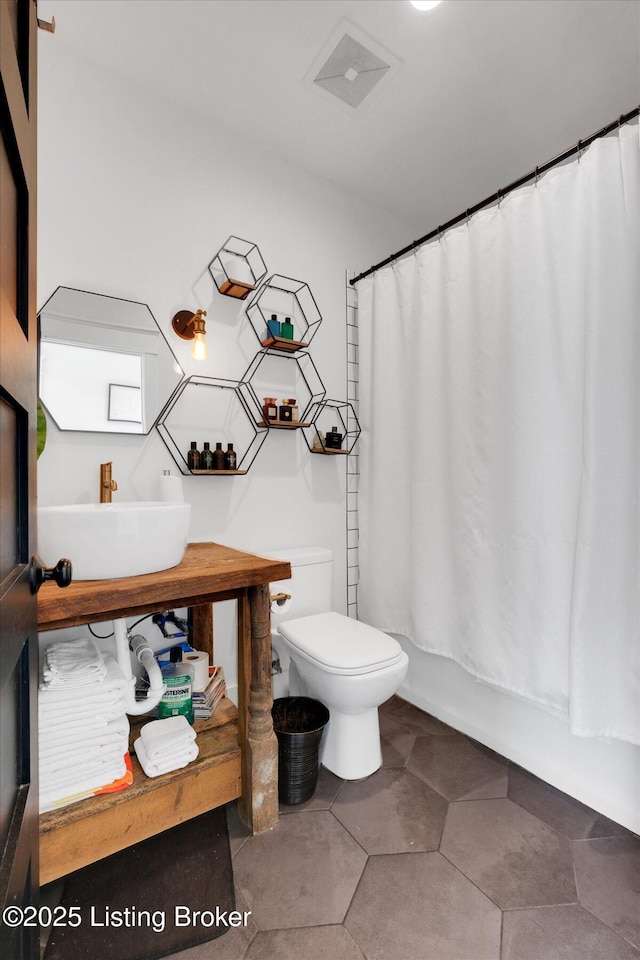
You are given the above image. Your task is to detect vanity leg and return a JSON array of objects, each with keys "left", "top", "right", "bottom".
[
  {"left": 189, "top": 603, "right": 214, "bottom": 664},
  {"left": 238, "top": 583, "right": 278, "bottom": 834}
]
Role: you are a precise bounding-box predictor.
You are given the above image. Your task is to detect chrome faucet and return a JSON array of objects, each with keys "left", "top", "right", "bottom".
[{"left": 100, "top": 462, "right": 118, "bottom": 503}]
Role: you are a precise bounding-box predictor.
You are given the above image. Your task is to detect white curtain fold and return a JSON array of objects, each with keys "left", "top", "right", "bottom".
[{"left": 358, "top": 123, "right": 640, "bottom": 744}]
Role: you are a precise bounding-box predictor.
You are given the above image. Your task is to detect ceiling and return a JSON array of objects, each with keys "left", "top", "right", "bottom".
[{"left": 37, "top": 0, "right": 639, "bottom": 231}]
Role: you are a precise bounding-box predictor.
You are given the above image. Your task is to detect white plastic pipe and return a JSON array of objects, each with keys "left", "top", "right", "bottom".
[{"left": 112, "top": 618, "right": 166, "bottom": 716}]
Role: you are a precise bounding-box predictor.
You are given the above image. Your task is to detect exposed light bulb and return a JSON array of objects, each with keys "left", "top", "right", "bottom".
[
  {"left": 192, "top": 331, "right": 208, "bottom": 361},
  {"left": 410, "top": 0, "right": 442, "bottom": 9}
]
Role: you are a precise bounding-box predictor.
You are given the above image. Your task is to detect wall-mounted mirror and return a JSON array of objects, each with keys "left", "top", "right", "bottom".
[{"left": 39, "top": 287, "right": 183, "bottom": 434}]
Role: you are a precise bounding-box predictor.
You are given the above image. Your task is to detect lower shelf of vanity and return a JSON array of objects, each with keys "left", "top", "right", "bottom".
[{"left": 39, "top": 698, "right": 241, "bottom": 885}]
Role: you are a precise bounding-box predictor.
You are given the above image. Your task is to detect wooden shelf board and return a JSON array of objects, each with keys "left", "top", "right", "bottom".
[
  {"left": 39, "top": 699, "right": 241, "bottom": 885},
  {"left": 190, "top": 469, "right": 247, "bottom": 475},
  {"left": 261, "top": 336, "right": 308, "bottom": 352},
  {"left": 310, "top": 447, "right": 350, "bottom": 455},
  {"left": 219, "top": 278, "right": 255, "bottom": 299},
  {"left": 259, "top": 420, "right": 310, "bottom": 430}
]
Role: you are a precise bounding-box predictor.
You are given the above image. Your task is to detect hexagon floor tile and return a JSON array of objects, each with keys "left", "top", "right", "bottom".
[
  {"left": 379, "top": 695, "right": 458, "bottom": 736},
  {"left": 508, "top": 764, "right": 634, "bottom": 840},
  {"left": 233, "top": 810, "right": 367, "bottom": 930},
  {"left": 572, "top": 836, "right": 640, "bottom": 949},
  {"left": 501, "top": 903, "right": 640, "bottom": 960},
  {"left": 244, "top": 925, "right": 365, "bottom": 960},
  {"left": 440, "top": 797, "right": 577, "bottom": 908},
  {"left": 379, "top": 711, "right": 416, "bottom": 768},
  {"left": 345, "top": 851, "right": 501, "bottom": 960},
  {"left": 331, "top": 766, "right": 448, "bottom": 854},
  {"left": 408, "top": 732, "right": 508, "bottom": 800}
]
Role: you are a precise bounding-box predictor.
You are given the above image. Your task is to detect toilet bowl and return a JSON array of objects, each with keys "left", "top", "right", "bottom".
[{"left": 277, "top": 611, "right": 409, "bottom": 780}]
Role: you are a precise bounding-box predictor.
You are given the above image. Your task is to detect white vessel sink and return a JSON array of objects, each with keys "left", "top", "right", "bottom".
[{"left": 38, "top": 501, "right": 191, "bottom": 580}]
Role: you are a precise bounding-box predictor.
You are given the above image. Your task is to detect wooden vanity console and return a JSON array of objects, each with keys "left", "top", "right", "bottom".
[{"left": 37, "top": 542, "right": 291, "bottom": 886}]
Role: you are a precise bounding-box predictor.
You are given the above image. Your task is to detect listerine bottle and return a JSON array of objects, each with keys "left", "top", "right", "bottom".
[{"left": 158, "top": 646, "right": 194, "bottom": 724}]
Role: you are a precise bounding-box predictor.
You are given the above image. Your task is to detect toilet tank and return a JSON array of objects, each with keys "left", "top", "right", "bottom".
[{"left": 266, "top": 546, "right": 333, "bottom": 630}]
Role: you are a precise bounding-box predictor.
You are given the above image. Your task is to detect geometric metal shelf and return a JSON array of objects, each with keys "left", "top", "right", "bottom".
[
  {"left": 240, "top": 349, "right": 326, "bottom": 429},
  {"left": 246, "top": 274, "right": 322, "bottom": 352},
  {"left": 156, "top": 375, "right": 268, "bottom": 475},
  {"left": 208, "top": 236, "right": 268, "bottom": 301},
  {"left": 302, "top": 398, "right": 361, "bottom": 455}
]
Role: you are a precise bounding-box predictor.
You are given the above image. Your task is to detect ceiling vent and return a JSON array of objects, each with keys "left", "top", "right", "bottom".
[{"left": 305, "top": 21, "right": 401, "bottom": 112}]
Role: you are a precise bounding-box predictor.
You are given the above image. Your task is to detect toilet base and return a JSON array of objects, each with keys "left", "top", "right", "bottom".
[{"left": 320, "top": 707, "right": 382, "bottom": 780}]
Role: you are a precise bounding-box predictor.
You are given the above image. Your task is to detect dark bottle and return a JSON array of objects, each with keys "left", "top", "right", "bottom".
[
  {"left": 187, "top": 441, "right": 200, "bottom": 470},
  {"left": 212, "top": 442, "right": 225, "bottom": 470},
  {"left": 279, "top": 402, "right": 293, "bottom": 422},
  {"left": 201, "top": 441, "right": 214, "bottom": 470},
  {"left": 325, "top": 426, "right": 343, "bottom": 449},
  {"left": 224, "top": 443, "right": 237, "bottom": 470}
]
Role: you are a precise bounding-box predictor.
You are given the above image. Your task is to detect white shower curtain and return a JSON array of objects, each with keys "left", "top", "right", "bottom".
[{"left": 358, "top": 122, "right": 639, "bottom": 744}]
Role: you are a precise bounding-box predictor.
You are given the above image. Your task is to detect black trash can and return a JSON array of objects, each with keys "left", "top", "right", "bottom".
[{"left": 272, "top": 697, "right": 330, "bottom": 805}]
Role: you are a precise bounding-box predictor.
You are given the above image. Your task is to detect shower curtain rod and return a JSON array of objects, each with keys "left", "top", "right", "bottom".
[{"left": 350, "top": 105, "right": 640, "bottom": 286}]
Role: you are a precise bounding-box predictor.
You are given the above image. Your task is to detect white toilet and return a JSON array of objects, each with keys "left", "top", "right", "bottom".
[{"left": 268, "top": 547, "right": 408, "bottom": 780}]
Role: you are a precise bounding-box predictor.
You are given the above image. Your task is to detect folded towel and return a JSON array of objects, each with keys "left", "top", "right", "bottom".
[
  {"left": 40, "top": 751, "right": 128, "bottom": 790},
  {"left": 38, "top": 712, "right": 130, "bottom": 749},
  {"left": 38, "top": 654, "right": 128, "bottom": 705},
  {"left": 40, "top": 729, "right": 130, "bottom": 773},
  {"left": 133, "top": 737, "right": 198, "bottom": 778},
  {"left": 40, "top": 756, "right": 128, "bottom": 811},
  {"left": 139, "top": 716, "right": 197, "bottom": 759},
  {"left": 41, "top": 637, "right": 107, "bottom": 689}
]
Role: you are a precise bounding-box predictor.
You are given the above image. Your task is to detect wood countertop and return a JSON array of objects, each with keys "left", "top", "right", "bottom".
[{"left": 37, "top": 541, "right": 292, "bottom": 631}]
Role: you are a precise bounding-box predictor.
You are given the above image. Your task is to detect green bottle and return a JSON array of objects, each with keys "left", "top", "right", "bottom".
[
  {"left": 158, "top": 647, "right": 194, "bottom": 724},
  {"left": 281, "top": 316, "right": 294, "bottom": 340}
]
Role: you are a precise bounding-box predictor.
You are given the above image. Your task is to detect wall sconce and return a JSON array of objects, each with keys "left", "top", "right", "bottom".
[{"left": 171, "top": 309, "right": 208, "bottom": 361}]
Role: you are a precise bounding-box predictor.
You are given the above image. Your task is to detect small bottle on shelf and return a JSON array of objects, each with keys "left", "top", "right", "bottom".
[
  {"left": 262, "top": 397, "right": 278, "bottom": 422},
  {"left": 281, "top": 316, "right": 294, "bottom": 340},
  {"left": 287, "top": 398, "right": 299, "bottom": 422},
  {"left": 325, "top": 426, "right": 343, "bottom": 449},
  {"left": 201, "top": 441, "right": 214, "bottom": 470},
  {"left": 187, "top": 441, "right": 200, "bottom": 470},
  {"left": 267, "top": 314, "right": 280, "bottom": 339},
  {"left": 224, "top": 443, "right": 237, "bottom": 470},
  {"left": 213, "top": 442, "right": 225, "bottom": 470},
  {"left": 279, "top": 401, "right": 293, "bottom": 423}
]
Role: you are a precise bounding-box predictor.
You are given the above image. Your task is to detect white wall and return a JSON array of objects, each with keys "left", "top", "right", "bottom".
[{"left": 36, "top": 44, "right": 415, "bottom": 691}]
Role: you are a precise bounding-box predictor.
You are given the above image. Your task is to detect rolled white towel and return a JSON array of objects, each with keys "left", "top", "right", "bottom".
[
  {"left": 133, "top": 737, "right": 198, "bottom": 778},
  {"left": 139, "top": 716, "right": 196, "bottom": 760},
  {"left": 38, "top": 655, "right": 127, "bottom": 705},
  {"left": 41, "top": 637, "right": 107, "bottom": 688}
]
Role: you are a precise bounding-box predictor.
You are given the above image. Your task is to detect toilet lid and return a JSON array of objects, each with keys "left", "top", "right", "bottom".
[{"left": 278, "top": 612, "right": 403, "bottom": 674}]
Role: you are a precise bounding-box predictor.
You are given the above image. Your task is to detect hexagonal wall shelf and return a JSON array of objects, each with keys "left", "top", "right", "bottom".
[
  {"left": 208, "top": 236, "right": 268, "bottom": 300},
  {"left": 246, "top": 274, "right": 322, "bottom": 352},
  {"left": 156, "top": 375, "right": 268, "bottom": 475},
  {"left": 302, "top": 399, "right": 361, "bottom": 455},
  {"left": 240, "top": 349, "right": 326, "bottom": 429}
]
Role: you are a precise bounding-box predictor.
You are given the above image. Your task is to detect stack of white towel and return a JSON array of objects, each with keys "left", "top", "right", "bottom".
[
  {"left": 134, "top": 716, "right": 198, "bottom": 778},
  {"left": 39, "top": 638, "right": 130, "bottom": 812}
]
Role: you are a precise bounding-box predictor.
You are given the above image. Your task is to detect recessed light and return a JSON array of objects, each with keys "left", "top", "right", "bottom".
[
  {"left": 344, "top": 67, "right": 358, "bottom": 82},
  {"left": 410, "top": 0, "right": 442, "bottom": 10}
]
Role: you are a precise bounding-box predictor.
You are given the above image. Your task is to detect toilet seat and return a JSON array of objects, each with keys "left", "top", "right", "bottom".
[{"left": 278, "top": 611, "right": 404, "bottom": 676}]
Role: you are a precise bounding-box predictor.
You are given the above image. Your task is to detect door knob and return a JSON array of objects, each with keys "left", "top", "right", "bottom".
[{"left": 30, "top": 556, "right": 73, "bottom": 594}]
